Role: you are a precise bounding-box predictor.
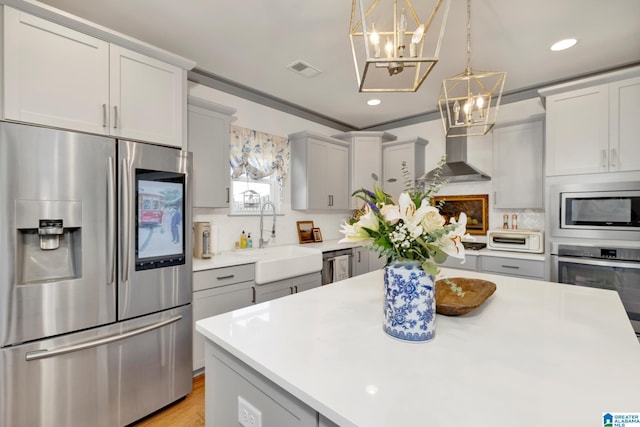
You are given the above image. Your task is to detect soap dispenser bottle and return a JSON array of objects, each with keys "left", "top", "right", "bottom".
[
  {"left": 240, "top": 230, "right": 247, "bottom": 248},
  {"left": 247, "top": 233, "right": 253, "bottom": 248}
]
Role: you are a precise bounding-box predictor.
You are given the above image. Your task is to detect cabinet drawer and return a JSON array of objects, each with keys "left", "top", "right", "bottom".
[
  {"left": 481, "top": 256, "right": 544, "bottom": 279},
  {"left": 441, "top": 255, "right": 479, "bottom": 271},
  {"left": 193, "top": 264, "right": 255, "bottom": 291}
]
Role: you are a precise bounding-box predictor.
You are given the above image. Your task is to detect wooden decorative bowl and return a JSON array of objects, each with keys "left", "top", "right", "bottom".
[{"left": 435, "top": 277, "right": 496, "bottom": 316}]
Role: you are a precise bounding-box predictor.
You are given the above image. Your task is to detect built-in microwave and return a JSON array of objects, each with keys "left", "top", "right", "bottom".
[{"left": 550, "top": 181, "right": 640, "bottom": 241}]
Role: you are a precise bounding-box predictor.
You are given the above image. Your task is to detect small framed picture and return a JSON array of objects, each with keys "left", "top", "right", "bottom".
[
  {"left": 297, "top": 221, "right": 315, "bottom": 244},
  {"left": 312, "top": 227, "right": 323, "bottom": 242}
]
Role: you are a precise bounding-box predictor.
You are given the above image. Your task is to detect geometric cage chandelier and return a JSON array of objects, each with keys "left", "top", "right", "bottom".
[
  {"left": 438, "top": 0, "right": 506, "bottom": 136},
  {"left": 350, "top": 0, "right": 452, "bottom": 92}
]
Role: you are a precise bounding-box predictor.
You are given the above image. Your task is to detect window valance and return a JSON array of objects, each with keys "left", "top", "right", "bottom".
[{"left": 230, "top": 125, "right": 289, "bottom": 188}]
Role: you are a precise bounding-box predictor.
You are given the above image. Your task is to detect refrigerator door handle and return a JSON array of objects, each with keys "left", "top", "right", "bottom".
[
  {"left": 107, "top": 156, "right": 116, "bottom": 286},
  {"left": 24, "top": 315, "right": 183, "bottom": 362},
  {"left": 122, "top": 158, "right": 131, "bottom": 283}
]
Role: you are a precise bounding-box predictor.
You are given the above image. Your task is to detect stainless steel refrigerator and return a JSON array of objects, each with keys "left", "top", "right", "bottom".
[{"left": 0, "top": 121, "right": 193, "bottom": 426}]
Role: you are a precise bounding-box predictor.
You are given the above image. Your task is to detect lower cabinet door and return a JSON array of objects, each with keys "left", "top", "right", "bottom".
[
  {"left": 253, "top": 279, "right": 294, "bottom": 304},
  {"left": 193, "top": 281, "right": 254, "bottom": 370},
  {"left": 293, "top": 272, "right": 321, "bottom": 293},
  {"left": 205, "top": 341, "right": 317, "bottom": 427}
]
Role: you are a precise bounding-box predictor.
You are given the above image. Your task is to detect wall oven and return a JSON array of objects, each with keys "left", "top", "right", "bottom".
[{"left": 551, "top": 243, "right": 640, "bottom": 339}]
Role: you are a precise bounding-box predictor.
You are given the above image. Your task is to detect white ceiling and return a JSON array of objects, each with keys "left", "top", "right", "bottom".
[{"left": 37, "top": 0, "right": 640, "bottom": 130}]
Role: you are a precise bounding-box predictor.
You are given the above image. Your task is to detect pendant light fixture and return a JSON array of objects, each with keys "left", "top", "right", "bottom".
[
  {"left": 438, "top": 0, "right": 506, "bottom": 137},
  {"left": 349, "top": 0, "right": 451, "bottom": 92}
]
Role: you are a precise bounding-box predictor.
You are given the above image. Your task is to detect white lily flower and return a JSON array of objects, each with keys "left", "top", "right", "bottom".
[
  {"left": 438, "top": 212, "right": 468, "bottom": 259},
  {"left": 338, "top": 208, "right": 379, "bottom": 243}
]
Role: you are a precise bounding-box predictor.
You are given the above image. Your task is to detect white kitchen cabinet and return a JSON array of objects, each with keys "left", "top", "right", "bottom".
[
  {"left": 382, "top": 137, "right": 427, "bottom": 201},
  {"left": 440, "top": 253, "right": 543, "bottom": 279},
  {"left": 353, "top": 246, "right": 370, "bottom": 276},
  {"left": 3, "top": 7, "right": 186, "bottom": 148},
  {"left": 192, "top": 264, "right": 255, "bottom": 371},
  {"left": 480, "top": 256, "right": 544, "bottom": 280},
  {"left": 544, "top": 85, "right": 609, "bottom": 176},
  {"left": 109, "top": 45, "right": 185, "bottom": 147},
  {"left": 369, "top": 250, "right": 387, "bottom": 271},
  {"left": 3, "top": 7, "right": 109, "bottom": 135},
  {"left": 333, "top": 131, "right": 396, "bottom": 209},
  {"left": 609, "top": 76, "right": 640, "bottom": 172},
  {"left": 188, "top": 97, "right": 237, "bottom": 208},
  {"left": 205, "top": 341, "right": 317, "bottom": 427},
  {"left": 541, "top": 70, "right": 640, "bottom": 176},
  {"left": 440, "top": 254, "right": 479, "bottom": 271},
  {"left": 253, "top": 272, "right": 321, "bottom": 304},
  {"left": 290, "top": 131, "right": 350, "bottom": 210},
  {"left": 492, "top": 118, "right": 544, "bottom": 209}
]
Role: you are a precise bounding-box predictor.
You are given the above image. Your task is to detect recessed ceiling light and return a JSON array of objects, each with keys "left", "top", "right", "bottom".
[
  {"left": 550, "top": 38, "right": 577, "bottom": 51},
  {"left": 367, "top": 99, "right": 381, "bottom": 106}
]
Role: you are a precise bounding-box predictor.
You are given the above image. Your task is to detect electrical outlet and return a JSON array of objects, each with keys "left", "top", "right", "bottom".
[{"left": 238, "top": 396, "right": 262, "bottom": 427}]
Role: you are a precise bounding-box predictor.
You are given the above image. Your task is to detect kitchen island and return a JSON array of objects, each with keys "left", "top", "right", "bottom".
[{"left": 196, "top": 268, "right": 640, "bottom": 427}]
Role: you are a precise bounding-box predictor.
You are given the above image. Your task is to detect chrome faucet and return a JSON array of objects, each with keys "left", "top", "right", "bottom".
[{"left": 259, "top": 201, "right": 276, "bottom": 248}]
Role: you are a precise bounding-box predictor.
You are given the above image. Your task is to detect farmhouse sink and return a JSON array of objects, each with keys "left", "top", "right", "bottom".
[{"left": 238, "top": 245, "right": 322, "bottom": 284}]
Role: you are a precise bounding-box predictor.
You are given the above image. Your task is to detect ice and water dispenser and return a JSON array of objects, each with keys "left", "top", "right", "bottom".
[{"left": 15, "top": 200, "right": 82, "bottom": 284}]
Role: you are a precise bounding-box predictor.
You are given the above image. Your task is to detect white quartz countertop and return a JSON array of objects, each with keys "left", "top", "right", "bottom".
[
  {"left": 194, "top": 239, "right": 545, "bottom": 271},
  {"left": 196, "top": 268, "right": 640, "bottom": 427},
  {"left": 192, "top": 239, "right": 361, "bottom": 271}
]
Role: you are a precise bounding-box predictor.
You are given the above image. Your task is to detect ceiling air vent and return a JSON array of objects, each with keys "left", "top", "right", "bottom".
[{"left": 286, "top": 60, "right": 321, "bottom": 78}]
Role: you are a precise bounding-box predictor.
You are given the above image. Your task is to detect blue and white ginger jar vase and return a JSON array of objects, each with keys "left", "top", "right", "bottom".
[{"left": 383, "top": 261, "right": 436, "bottom": 342}]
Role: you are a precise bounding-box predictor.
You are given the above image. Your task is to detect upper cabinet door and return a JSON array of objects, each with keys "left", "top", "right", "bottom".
[
  {"left": 326, "top": 143, "right": 349, "bottom": 210},
  {"left": 306, "top": 139, "right": 329, "bottom": 209},
  {"left": 290, "top": 131, "right": 351, "bottom": 211},
  {"left": 545, "top": 85, "right": 609, "bottom": 176},
  {"left": 188, "top": 101, "right": 235, "bottom": 208},
  {"left": 492, "top": 119, "right": 544, "bottom": 209},
  {"left": 610, "top": 76, "right": 640, "bottom": 172},
  {"left": 382, "top": 138, "right": 427, "bottom": 202},
  {"left": 110, "top": 46, "right": 185, "bottom": 147},
  {"left": 3, "top": 7, "right": 110, "bottom": 134}
]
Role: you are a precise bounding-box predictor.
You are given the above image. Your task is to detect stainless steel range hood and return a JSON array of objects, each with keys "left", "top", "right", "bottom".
[{"left": 417, "top": 134, "right": 490, "bottom": 183}]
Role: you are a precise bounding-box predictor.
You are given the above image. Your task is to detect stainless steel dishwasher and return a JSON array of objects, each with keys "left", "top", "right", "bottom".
[{"left": 322, "top": 248, "right": 354, "bottom": 285}]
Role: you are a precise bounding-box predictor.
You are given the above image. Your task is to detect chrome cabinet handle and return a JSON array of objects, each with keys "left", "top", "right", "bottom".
[
  {"left": 102, "top": 104, "right": 107, "bottom": 128},
  {"left": 226, "top": 187, "right": 230, "bottom": 203},
  {"left": 113, "top": 106, "right": 118, "bottom": 129},
  {"left": 216, "top": 274, "right": 234, "bottom": 280},
  {"left": 25, "top": 315, "right": 182, "bottom": 361},
  {"left": 501, "top": 265, "right": 520, "bottom": 269},
  {"left": 601, "top": 149, "right": 607, "bottom": 169},
  {"left": 610, "top": 148, "right": 617, "bottom": 168}
]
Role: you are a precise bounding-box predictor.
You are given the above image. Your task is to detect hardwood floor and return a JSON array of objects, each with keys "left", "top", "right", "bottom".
[{"left": 131, "top": 374, "right": 205, "bottom": 427}]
